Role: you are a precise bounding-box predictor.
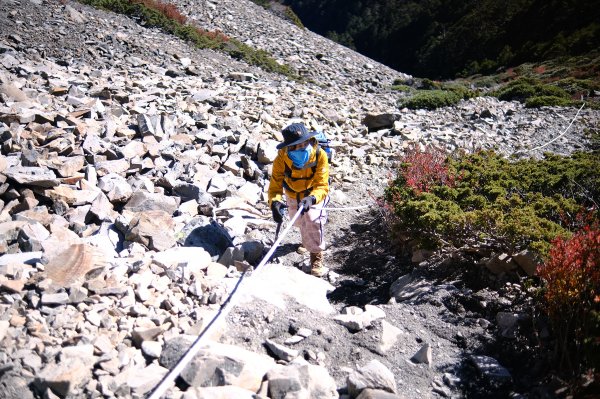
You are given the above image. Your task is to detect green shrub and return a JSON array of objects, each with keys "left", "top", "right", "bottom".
[
  {"left": 78, "top": 0, "right": 298, "bottom": 79},
  {"left": 442, "top": 83, "right": 479, "bottom": 99},
  {"left": 393, "top": 77, "right": 412, "bottom": 86},
  {"left": 398, "top": 83, "right": 477, "bottom": 110},
  {"left": 391, "top": 84, "right": 412, "bottom": 92},
  {"left": 557, "top": 77, "right": 600, "bottom": 93},
  {"left": 285, "top": 7, "right": 304, "bottom": 29},
  {"left": 492, "top": 77, "right": 581, "bottom": 108},
  {"left": 472, "top": 76, "right": 500, "bottom": 88},
  {"left": 250, "top": 0, "right": 270, "bottom": 7},
  {"left": 421, "top": 78, "right": 441, "bottom": 90},
  {"left": 525, "top": 95, "right": 573, "bottom": 108},
  {"left": 495, "top": 78, "right": 538, "bottom": 101},
  {"left": 537, "top": 84, "right": 570, "bottom": 98},
  {"left": 384, "top": 148, "right": 600, "bottom": 255},
  {"left": 227, "top": 40, "right": 295, "bottom": 76},
  {"left": 399, "top": 90, "right": 463, "bottom": 110}
]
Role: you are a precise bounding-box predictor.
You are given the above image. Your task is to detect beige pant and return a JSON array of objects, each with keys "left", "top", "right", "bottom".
[{"left": 285, "top": 195, "right": 328, "bottom": 253}]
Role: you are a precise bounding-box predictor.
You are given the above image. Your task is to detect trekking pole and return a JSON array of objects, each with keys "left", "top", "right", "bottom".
[
  {"left": 274, "top": 206, "right": 287, "bottom": 241},
  {"left": 274, "top": 221, "right": 282, "bottom": 241}
]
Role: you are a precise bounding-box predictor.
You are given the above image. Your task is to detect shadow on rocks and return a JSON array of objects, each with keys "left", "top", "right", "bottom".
[{"left": 327, "top": 209, "right": 411, "bottom": 306}]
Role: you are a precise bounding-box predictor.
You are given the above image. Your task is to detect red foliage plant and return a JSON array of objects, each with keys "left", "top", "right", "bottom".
[
  {"left": 534, "top": 65, "right": 546, "bottom": 74},
  {"left": 134, "top": 0, "right": 188, "bottom": 25},
  {"left": 537, "top": 224, "right": 600, "bottom": 371},
  {"left": 503, "top": 67, "right": 517, "bottom": 81},
  {"left": 399, "top": 146, "right": 455, "bottom": 194},
  {"left": 194, "top": 27, "right": 229, "bottom": 43},
  {"left": 130, "top": 0, "right": 229, "bottom": 42}
]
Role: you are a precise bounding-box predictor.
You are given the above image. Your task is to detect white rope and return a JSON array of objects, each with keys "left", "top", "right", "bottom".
[
  {"left": 322, "top": 204, "right": 371, "bottom": 211},
  {"left": 525, "top": 103, "right": 585, "bottom": 153},
  {"left": 147, "top": 207, "right": 304, "bottom": 399}
]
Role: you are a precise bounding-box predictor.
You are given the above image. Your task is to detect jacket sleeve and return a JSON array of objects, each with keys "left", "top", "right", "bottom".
[
  {"left": 310, "top": 147, "right": 330, "bottom": 204},
  {"left": 268, "top": 152, "right": 285, "bottom": 206}
]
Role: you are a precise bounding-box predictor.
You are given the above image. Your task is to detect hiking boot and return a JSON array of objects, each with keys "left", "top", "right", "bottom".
[
  {"left": 296, "top": 245, "right": 308, "bottom": 255},
  {"left": 310, "top": 252, "right": 326, "bottom": 277}
]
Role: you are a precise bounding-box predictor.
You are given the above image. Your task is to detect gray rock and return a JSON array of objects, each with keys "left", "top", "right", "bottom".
[
  {"left": 410, "top": 343, "right": 432, "bottom": 366},
  {"left": 0, "top": 320, "right": 9, "bottom": 342},
  {"left": 132, "top": 327, "right": 163, "bottom": 347},
  {"left": 89, "top": 191, "right": 115, "bottom": 222},
  {"left": 496, "top": 312, "right": 521, "bottom": 338},
  {"left": 512, "top": 249, "right": 540, "bottom": 276},
  {"left": 161, "top": 341, "right": 274, "bottom": 392},
  {"left": 4, "top": 166, "right": 59, "bottom": 187},
  {"left": 179, "top": 218, "right": 233, "bottom": 257},
  {"left": 34, "top": 358, "right": 91, "bottom": 397},
  {"left": 347, "top": 359, "right": 397, "bottom": 398},
  {"left": 183, "top": 385, "right": 257, "bottom": 399},
  {"left": 125, "top": 210, "right": 176, "bottom": 251},
  {"left": 356, "top": 389, "right": 403, "bottom": 399},
  {"left": 389, "top": 274, "right": 431, "bottom": 302},
  {"left": 0, "top": 374, "right": 35, "bottom": 399},
  {"left": 469, "top": 355, "right": 512, "bottom": 387},
  {"left": 41, "top": 292, "right": 69, "bottom": 305},
  {"left": 362, "top": 113, "right": 399, "bottom": 131},
  {"left": 266, "top": 362, "right": 337, "bottom": 399},
  {"left": 98, "top": 173, "right": 133, "bottom": 203},
  {"left": 126, "top": 363, "right": 168, "bottom": 396},
  {"left": 264, "top": 339, "right": 298, "bottom": 362},
  {"left": 218, "top": 245, "right": 245, "bottom": 267},
  {"left": 0, "top": 82, "right": 28, "bottom": 101},
  {"left": 141, "top": 341, "right": 162, "bottom": 358},
  {"left": 123, "top": 190, "right": 179, "bottom": 214},
  {"left": 485, "top": 253, "right": 518, "bottom": 275},
  {"left": 378, "top": 320, "right": 402, "bottom": 354}
]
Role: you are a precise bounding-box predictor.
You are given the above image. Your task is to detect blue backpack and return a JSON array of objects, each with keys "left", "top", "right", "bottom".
[{"left": 313, "top": 131, "right": 334, "bottom": 164}]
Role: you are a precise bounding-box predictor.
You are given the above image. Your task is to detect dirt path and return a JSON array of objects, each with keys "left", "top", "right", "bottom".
[{"left": 220, "top": 169, "right": 498, "bottom": 398}]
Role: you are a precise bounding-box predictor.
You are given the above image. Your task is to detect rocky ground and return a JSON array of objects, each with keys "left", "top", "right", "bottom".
[{"left": 0, "top": 0, "right": 599, "bottom": 398}]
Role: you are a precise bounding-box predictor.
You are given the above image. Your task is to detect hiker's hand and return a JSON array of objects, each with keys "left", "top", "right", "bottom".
[
  {"left": 299, "top": 196, "right": 316, "bottom": 214},
  {"left": 271, "top": 201, "right": 287, "bottom": 223}
]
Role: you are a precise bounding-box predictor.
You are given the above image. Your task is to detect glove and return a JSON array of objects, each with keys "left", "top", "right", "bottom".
[
  {"left": 299, "top": 195, "right": 316, "bottom": 214},
  {"left": 271, "top": 201, "right": 287, "bottom": 223}
]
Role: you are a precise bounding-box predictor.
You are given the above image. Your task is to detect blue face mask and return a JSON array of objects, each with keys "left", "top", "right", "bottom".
[{"left": 288, "top": 145, "right": 312, "bottom": 168}]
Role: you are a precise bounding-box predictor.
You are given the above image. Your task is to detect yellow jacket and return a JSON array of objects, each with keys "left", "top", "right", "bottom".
[{"left": 268, "top": 144, "right": 329, "bottom": 205}]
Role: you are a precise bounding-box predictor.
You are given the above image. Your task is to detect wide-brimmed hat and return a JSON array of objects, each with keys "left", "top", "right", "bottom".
[{"left": 276, "top": 123, "right": 318, "bottom": 149}]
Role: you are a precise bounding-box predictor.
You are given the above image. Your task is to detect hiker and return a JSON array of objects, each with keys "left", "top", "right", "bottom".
[{"left": 268, "top": 122, "right": 330, "bottom": 277}]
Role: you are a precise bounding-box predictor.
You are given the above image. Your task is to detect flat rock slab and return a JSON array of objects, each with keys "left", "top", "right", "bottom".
[{"left": 232, "top": 264, "right": 335, "bottom": 314}]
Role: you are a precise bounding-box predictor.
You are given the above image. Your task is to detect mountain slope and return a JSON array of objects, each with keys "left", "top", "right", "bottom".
[
  {"left": 281, "top": 0, "right": 600, "bottom": 78},
  {"left": 0, "top": 0, "right": 599, "bottom": 398}
]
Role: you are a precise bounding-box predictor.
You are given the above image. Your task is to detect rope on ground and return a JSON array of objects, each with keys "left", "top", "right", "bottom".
[
  {"left": 525, "top": 102, "right": 585, "bottom": 153},
  {"left": 321, "top": 204, "right": 371, "bottom": 211},
  {"left": 146, "top": 207, "right": 305, "bottom": 399}
]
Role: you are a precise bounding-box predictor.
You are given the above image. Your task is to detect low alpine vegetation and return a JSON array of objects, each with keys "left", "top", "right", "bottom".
[
  {"left": 384, "top": 148, "right": 600, "bottom": 388},
  {"left": 78, "top": 0, "right": 298, "bottom": 78},
  {"left": 491, "top": 76, "right": 578, "bottom": 108},
  {"left": 383, "top": 146, "right": 600, "bottom": 385},
  {"left": 397, "top": 80, "right": 478, "bottom": 110},
  {"left": 537, "top": 225, "right": 600, "bottom": 375},
  {"left": 384, "top": 147, "right": 599, "bottom": 255},
  {"left": 480, "top": 55, "right": 600, "bottom": 109}
]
